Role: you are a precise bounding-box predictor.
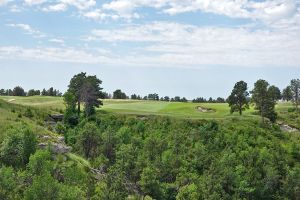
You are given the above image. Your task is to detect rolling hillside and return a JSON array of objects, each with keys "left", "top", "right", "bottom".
[
  {"left": 0, "top": 96, "right": 256, "bottom": 119},
  {"left": 0, "top": 96, "right": 296, "bottom": 121}
]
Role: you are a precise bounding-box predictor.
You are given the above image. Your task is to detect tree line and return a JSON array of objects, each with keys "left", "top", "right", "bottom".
[
  {"left": 192, "top": 97, "right": 226, "bottom": 103},
  {"left": 110, "top": 90, "right": 226, "bottom": 103},
  {"left": 62, "top": 73, "right": 300, "bottom": 125},
  {"left": 0, "top": 86, "right": 62, "bottom": 97},
  {"left": 228, "top": 79, "right": 300, "bottom": 122},
  {"left": 110, "top": 90, "right": 189, "bottom": 102}
]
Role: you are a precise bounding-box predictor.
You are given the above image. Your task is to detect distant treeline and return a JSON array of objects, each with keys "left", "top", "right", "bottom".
[
  {"left": 101, "top": 89, "right": 226, "bottom": 103},
  {"left": 192, "top": 97, "right": 226, "bottom": 103},
  {"left": 102, "top": 90, "right": 189, "bottom": 102},
  {"left": 0, "top": 86, "right": 62, "bottom": 97}
]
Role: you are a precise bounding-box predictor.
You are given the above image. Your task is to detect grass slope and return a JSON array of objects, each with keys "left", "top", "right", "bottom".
[
  {"left": 0, "top": 96, "right": 298, "bottom": 122},
  {"left": 0, "top": 99, "right": 54, "bottom": 141},
  {"left": 0, "top": 96, "right": 255, "bottom": 119}
]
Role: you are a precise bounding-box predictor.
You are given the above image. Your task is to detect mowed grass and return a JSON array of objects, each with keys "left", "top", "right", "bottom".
[
  {"left": 0, "top": 96, "right": 255, "bottom": 119},
  {"left": 0, "top": 96, "right": 65, "bottom": 111},
  {"left": 0, "top": 96, "right": 296, "bottom": 120},
  {"left": 103, "top": 99, "right": 257, "bottom": 119},
  {"left": 0, "top": 99, "right": 54, "bottom": 140}
]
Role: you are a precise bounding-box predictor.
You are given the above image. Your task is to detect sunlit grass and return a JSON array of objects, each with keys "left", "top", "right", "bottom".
[{"left": 0, "top": 96, "right": 295, "bottom": 120}]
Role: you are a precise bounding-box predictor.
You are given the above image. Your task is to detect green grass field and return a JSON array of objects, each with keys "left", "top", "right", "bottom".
[
  {"left": 0, "top": 95, "right": 295, "bottom": 120},
  {"left": 0, "top": 98, "right": 54, "bottom": 140},
  {"left": 102, "top": 99, "right": 257, "bottom": 119}
]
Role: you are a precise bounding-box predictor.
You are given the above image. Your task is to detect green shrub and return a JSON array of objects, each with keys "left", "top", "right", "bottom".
[
  {"left": 0, "top": 127, "right": 37, "bottom": 168},
  {"left": 288, "top": 107, "right": 296, "bottom": 113},
  {"left": 24, "top": 108, "right": 34, "bottom": 118},
  {"left": 55, "top": 122, "right": 66, "bottom": 134}
]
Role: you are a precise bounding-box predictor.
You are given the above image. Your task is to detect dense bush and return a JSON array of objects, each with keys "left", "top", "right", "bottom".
[
  {"left": 63, "top": 114, "right": 300, "bottom": 199},
  {"left": 0, "top": 127, "right": 37, "bottom": 168},
  {"left": 0, "top": 115, "right": 299, "bottom": 199}
]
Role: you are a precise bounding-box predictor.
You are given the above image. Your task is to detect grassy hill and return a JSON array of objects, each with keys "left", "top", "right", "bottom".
[
  {"left": 0, "top": 96, "right": 297, "bottom": 121},
  {"left": 0, "top": 98, "right": 55, "bottom": 141},
  {"left": 0, "top": 96, "right": 254, "bottom": 119},
  {"left": 0, "top": 95, "right": 299, "bottom": 199}
]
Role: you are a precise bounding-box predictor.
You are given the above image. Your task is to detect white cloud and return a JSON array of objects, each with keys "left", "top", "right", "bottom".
[
  {"left": 100, "top": 0, "right": 299, "bottom": 24},
  {"left": 7, "top": 23, "right": 46, "bottom": 38},
  {"left": 1, "top": 1, "right": 300, "bottom": 69},
  {"left": 0, "top": 46, "right": 115, "bottom": 64},
  {"left": 82, "top": 9, "right": 109, "bottom": 20},
  {"left": 24, "top": 0, "right": 46, "bottom": 6},
  {"left": 103, "top": 0, "right": 133, "bottom": 13},
  {"left": 42, "top": 3, "right": 67, "bottom": 12},
  {"left": 90, "top": 21, "right": 300, "bottom": 67},
  {"left": 49, "top": 38, "right": 65, "bottom": 44},
  {"left": 25, "top": 0, "right": 96, "bottom": 12},
  {"left": 0, "top": 0, "right": 8, "bottom": 6},
  {"left": 60, "top": 0, "right": 96, "bottom": 10},
  {"left": 3, "top": 21, "right": 300, "bottom": 68},
  {"left": 10, "top": 5, "right": 23, "bottom": 12}
]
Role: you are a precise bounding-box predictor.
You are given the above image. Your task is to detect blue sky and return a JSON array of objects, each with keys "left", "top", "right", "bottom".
[{"left": 0, "top": 0, "right": 300, "bottom": 99}]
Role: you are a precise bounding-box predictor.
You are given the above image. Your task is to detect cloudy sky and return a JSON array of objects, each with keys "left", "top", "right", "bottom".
[{"left": 0, "top": 0, "right": 300, "bottom": 99}]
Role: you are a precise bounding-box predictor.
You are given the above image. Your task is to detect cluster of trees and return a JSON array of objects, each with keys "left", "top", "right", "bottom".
[
  {"left": 64, "top": 72, "right": 104, "bottom": 122},
  {"left": 41, "top": 87, "right": 62, "bottom": 97},
  {"left": 98, "top": 89, "right": 227, "bottom": 104},
  {"left": 111, "top": 90, "right": 189, "bottom": 102},
  {"left": 0, "top": 72, "right": 299, "bottom": 199},
  {"left": 0, "top": 126, "right": 88, "bottom": 199},
  {"left": 0, "top": 87, "right": 62, "bottom": 97},
  {"left": 228, "top": 79, "right": 300, "bottom": 122},
  {"left": 113, "top": 89, "right": 128, "bottom": 99},
  {"left": 64, "top": 115, "right": 300, "bottom": 199},
  {"left": 282, "top": 79, "right": 300, "bottom": 110},
  {"left": 192, "top": 97, "right": 226, "bottom": 103},
  {"left": 2, "top": 116, "right": 299, "bottom": 199},
  {"left": 0, "top": 86, "right": 26, "bottom": 96}
]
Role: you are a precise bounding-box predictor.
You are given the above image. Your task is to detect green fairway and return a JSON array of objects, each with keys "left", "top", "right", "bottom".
[
  {"left": 0, "top": 96, "right": 295, "bottom": 120},
  {"left": 102, "top": 99, "right": 257, "bottom": 119},
  {"left": 0, "top": 96, "right": 65, "bottom": 111},
  {"left": 0, "top": 96, "right": 249, "bottom": 119}
]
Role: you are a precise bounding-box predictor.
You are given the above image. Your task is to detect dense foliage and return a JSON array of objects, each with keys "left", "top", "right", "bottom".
[
  {"left": 228, "top": 81, "right": 249, "bottom": 115},
  {"left": 0, "top": 105, "right": 300, "bottom": 200},
  {"left": 66, "top": 72, "right": 103, "bottom": 117},
  {"left": 1, "top": 74, "right": 300, "bottom": 199},
  {"left": 251, "top": 80, "right": 278, "bottom": 123}
]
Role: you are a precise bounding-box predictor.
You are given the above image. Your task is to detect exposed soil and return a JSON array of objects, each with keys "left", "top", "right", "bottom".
[{"left": 196, "top": 106, "right": 215, "bottom": 113}]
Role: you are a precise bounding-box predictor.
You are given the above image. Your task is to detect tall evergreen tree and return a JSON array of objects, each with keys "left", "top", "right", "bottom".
[
  {"left": 227, "top": 81, "right": 249, "bottom": 115},
  {"left": 113, "top": 89, "right": 127, "bottom": 99},
  {"left": 290, "top": 79, "right": 300, "bottom": 111},
  {"left": 251, "top": 79, "right": 277, "bottom": 122},
  {"left": 268, "top": 85, "right": 281, "bottom": 101},
  {"left": 282, "top": 86, "right": 293, "bottom": 101},
  {"left": 13, "top": 86, "right": 25, "bottom": 96},
  {"left": 68, "top": 72, "right": 87, "bottom": 115},
  {"left": 41, "top": 88, "right": 47, "bottom": 96},
  {"left": 81, "top": 75, "right": 103, "bottom": 116},
  {"left": 67, "top": 72, "right": 103, "bottom": 117}
]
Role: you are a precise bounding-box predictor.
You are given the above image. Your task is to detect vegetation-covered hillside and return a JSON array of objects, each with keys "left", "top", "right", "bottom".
[
  {"left": 1, "top": 75, "right": 300, "bottom": 199},
  {"left": 0, "top": 97, "right": 299, "bottom": 199}
]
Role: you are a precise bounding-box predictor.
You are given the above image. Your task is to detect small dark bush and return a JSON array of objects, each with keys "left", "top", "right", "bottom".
[
  {"left": 288, "top": 108, "right": 296, "bottom": 113},
  {"left": 24, "top": 108, "right": 34, "bottom": 118}
]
